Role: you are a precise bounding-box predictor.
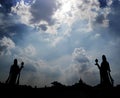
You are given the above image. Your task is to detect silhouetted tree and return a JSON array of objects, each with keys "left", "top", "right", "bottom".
[{"left": 51, "top": 81, "right": 65, "bottom": 87}]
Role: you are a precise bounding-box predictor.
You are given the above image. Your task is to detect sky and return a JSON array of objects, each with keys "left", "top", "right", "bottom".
[{"left": 0, "top": 0, "right": 120, "bottom": 87}]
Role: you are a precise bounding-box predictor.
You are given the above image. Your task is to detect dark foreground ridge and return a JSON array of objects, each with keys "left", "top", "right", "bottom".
[{"left": 1, "top": 81, "right": 120, "bottom": 98}]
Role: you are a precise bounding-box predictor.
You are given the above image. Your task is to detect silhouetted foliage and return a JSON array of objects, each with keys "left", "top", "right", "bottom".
[{"left": 51, "top": 81, "right": 66, "bottom": 88}]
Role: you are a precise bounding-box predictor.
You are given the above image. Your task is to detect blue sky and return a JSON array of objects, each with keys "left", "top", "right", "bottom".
[{"left": 0, "top": 0, "right": 120, "bottom": 87}]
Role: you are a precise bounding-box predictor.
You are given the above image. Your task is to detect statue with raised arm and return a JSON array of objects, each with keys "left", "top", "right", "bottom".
[
  {"left": 95, "top": 55, "right": 114, "bottom": 87},
  {"left": 6, "top": 59, "right": 24, "bottom": 85}
]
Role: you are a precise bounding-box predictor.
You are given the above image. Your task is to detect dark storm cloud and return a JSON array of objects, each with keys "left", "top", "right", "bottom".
[
  {"left": 0, "top": 1, "right": 16, "bottom": 36},
  {"left": 4, "top": 24, "right": 31, "bottom": 37},
  {"left": 96, "top": 15, "right": 105, "bottom": 24},
  {"left": 93, "top": 0, "right": 120, "bottom": 38},
  {"left": 0, "top": 0, "right": 20, "bottom": 12},
  {"left": 0, "top": 0, "right": 33, "bottom": 42},
  {"left": 0, "top": 0, "right": 34, "bottom": 13},
  {"left": 95, "top": 0, "right": 112, "bottom": 27},
  {"left": 108, "top": 0, "right": 120, "bottom": 37},
  {"left": 39, "top": 24, "right": 47, "bottom": 31},
  {"left": 0, "top": 19, "right": 32, "bottom": 43},
  {"left": 0, "top": 0, "right": 34, "bottom": 78},
  {"left": 95, "top": 0, "right": 120, "bottom": 38},
  {"left": 30, "top": 0, "right": 58, "bottom": 25},
  {"left": 98, "top": 0, "right": 108, "bottom": 8}
]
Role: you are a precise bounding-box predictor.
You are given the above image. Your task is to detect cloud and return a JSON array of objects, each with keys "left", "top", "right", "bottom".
[
  {"left": 0, "top": 6, "right": 32, "bottom": 42},
  {"left": 58, "top": 47, "right": 96, "bottom": 85},
  {"left": 11, "top": 0, "right": 57, "bottom": 28},
  {"left": 52, "top": 0, "right": 100, "bottom": 33},
  {"left": 24, "top": 44, "right": 36, "bottom": 56},
  {"left": 0, "top": 43, "right": 62, "bottom": 86},
  {"left": 8, "top": 0, "right": 113, "bottom": 47},
  {"left": 0, "top": 0, "right": 33, "bottom": 13},
  {"left": 30, "top": 0, "right": 57, "bottom": 25},
  {"left": 0, "top": 0, "right": 15, "bottom": 12},
  {"left": 0, "top": 36, "right": 15, "bottom": 55},
  {"left": 94, "top": 0, "right": 112, "bottom": 28},
  {"left": 72, "top": 48, "right": 89, "bottom": 64},
  {"left": 98, "top": 0, "right": 112, "bottom": 8},
  {"left": 13, "top": 55, "right": 63, "bottom": 87},
  {"left": 48, "top": 0, "right": 112, "bottom": 45},
  {"left": 72, "top": 48, "right": 90, "bottom": 74},
  {"left": 0, "top": 45, "right": 93, "bottom": 86},
  {"left": 108, "top": 0, "right": 120, "bottom": 37},
  {"left": 11, "top": 0, "right": 33, "bottom": 26},
  {"left": 0, "top": 0, "right": 113, "bottom": 44}
]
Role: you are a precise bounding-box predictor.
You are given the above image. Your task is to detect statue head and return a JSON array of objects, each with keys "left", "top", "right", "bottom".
[
  {"left": 102, "top": 55, "right": 106, "bottom": 61},
  {"left": 14, "top": 59, "right": 18, "bottom": 65}
]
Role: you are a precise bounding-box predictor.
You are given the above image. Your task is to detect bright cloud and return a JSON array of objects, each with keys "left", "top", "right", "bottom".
[
  {"left": 11, "top": 0, "right": 33, "bottom": 26},
  {"left": 0, "top": 36, "right": 15, "bottom": 55},
  {"left": 11, "top": 0, "right": 112, "bottom": 46},
  {"left": 24, "top": 44, "right": 36, "bottom": 56}
]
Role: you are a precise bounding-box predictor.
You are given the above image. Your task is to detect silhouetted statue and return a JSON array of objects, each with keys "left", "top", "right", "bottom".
[
  {"left": 95, "top": 55, "right": 114, "bottom": 87},
  {"left": 6, "top": 59, "right": 24, "bottom": 85}
]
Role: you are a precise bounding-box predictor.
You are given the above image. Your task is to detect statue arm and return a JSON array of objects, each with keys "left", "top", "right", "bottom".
[{"left": 95, "top": 63, "right": 101, "bottom": 70}]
